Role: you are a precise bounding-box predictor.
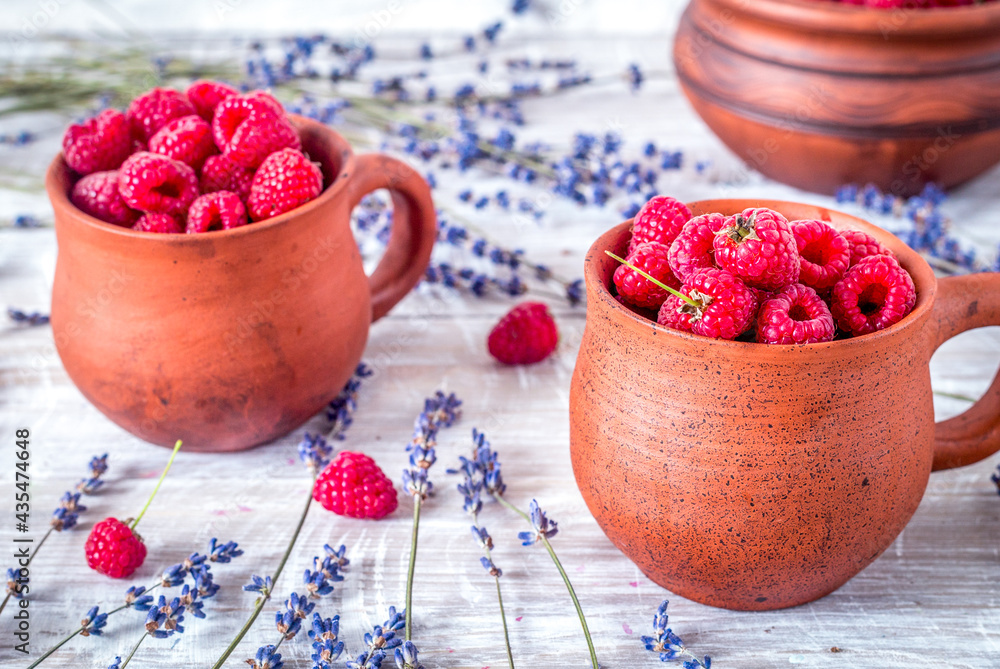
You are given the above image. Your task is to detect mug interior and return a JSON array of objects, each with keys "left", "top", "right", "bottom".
[{"left": 588, "top": 198, "right": 937, "bottom": 351}]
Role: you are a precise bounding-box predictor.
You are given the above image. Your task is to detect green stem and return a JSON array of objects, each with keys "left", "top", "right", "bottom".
[
  {"left": 118, "top": 632, "right": 147, "bottom": 668},
  {"left": 605, "top": 250, "right": 698, "bottom": 308},
  {"left": 492, "top": 493, "right": 598, "bottom": 669},
  {"left": 27, "top": 600, "right": 134, "bottom": 668},
  {"left": 131, "top": 440, "right": 182, "bottom": 531},
  {"left": 0, "top": 527, "right": 53, "bottom": 617},
  {"left": 494, "top": 576, "right": 515, "bottom": 669},
  {"left": 933, "top": 390, "right": 976, "bottom": 403},
  {"left": 210, "top": 479, "right": 315, "bottom": 669},
  {"left": 404, "top": 494, "right": 422, "bottom": 641}
]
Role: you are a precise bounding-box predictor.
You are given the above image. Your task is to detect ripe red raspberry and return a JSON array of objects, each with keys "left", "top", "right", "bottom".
[
  {"left": 713, "top": 207, "right": 800, "bottom": 291},
  {"left": 668, "top": 212, "right": 726, "bottom": 281},
  {"left": 613, "top": 241, "right": 680, "bottom": 309},
  {"left": 247, "top": 148, "right": 323, "bottom": 221},
  {"left": 85, "top": 517, "right": 147, "bottom": 578},
  {"left": 118, "top": 152, "right": 199, "bottom": 216},
  {"left": 186, "top": 79, "right": 239, "bottom": 121},
  {"left": 312, "top": 451, "right": 398, "bottom": 519},
  {"left": 756, "top": 283, "right": 835, "bottom": 345},
  {"left": 70, "top": 170, "right": 139, "bottom": 227},
  {"left": 831, "top": 254, "right": 916, "bottom": 336},
  {"left": 488, "top": 301, "right": 559, "bottom": 365},
  {"left": 628, "top": 195, "right": 692, "bottom": 254},
  {"left": 200, "top": 154, "right": 256, "bottom": 202},
  {"left": 657, "top": 268, "right": 756, "bottom": 340},
  {"left": 212, "top": 92, "right": 301, "bottom": 168},
  {"left": 792, "top": 220, "right": 850, "bottom": 292},
  {"left": 133, "top": 213, "right": 183, "bottom": 234},
  {"left": 186, "top": 191, "right": 248, "bottom": 233},
  {"left": 62, "top": 109, "right": 132, "bottom": 176},
  {"left": 840, "top": 229, "right": 894, "bottom": 267},
  {"left": 126, "top": 87, "right": 196, "bottom": 143},
  {"left": 148, "top": 114, "right": 218, "bottom": 171}
]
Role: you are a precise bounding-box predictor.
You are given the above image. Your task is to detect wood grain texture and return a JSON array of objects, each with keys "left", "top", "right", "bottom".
[{"left": 0, "top": 30, "right": 999, "bottom": 669}]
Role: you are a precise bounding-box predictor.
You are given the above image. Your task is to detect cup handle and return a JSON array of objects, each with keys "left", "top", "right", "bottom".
[
  {"left": 930, "top": 273, "right": 1000, "bottom": 470},
  {"left": 344, "top": 153, "right": 437, "bottom": 322}
]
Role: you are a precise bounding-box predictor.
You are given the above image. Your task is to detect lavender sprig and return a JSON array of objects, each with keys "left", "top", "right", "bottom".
[
  {"left": 455, "top": 429, "right": 597, "bottom": 669},
  {"left": 402, "top": 392, "right": 462, "bottom": 640},
  {"left": 1, "top": 454, "right": 110, "bottom": 616},
  {"left": 991, "top": 464, "right": 1000, "bottom": 496},
  {"left": 641, "top": 600, "right": 711, "bottom": 668},
  {"left": 7, "top": 307, "right": 49, "bottom": 326},
  {"left": 347, "top": 607, "right": 406, "bottom": 669},
  {"left": 309, "top": 613, "right": 346, "bottom": 669}
]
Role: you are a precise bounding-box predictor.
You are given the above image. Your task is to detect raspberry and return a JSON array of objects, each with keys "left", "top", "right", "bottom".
[
  {"left": 133, "top": 213, "right": 183, "bottom": 234},
  {"left": 613, "top": 241, "right": 680, "bottom": 309},
  {"left": 126, "top": 87, "right": 196, "bottom": 143},
  {"left": 70, "top": 170, "right": 139, "bottom": 227},
  {"left": 312, "top": 451, "right": 398, "bottom": 519},
  {"left": 713, "top": 207, "right": 800, "bottom": 291},
  {"left": 840, "top": 229, "right": 894, "bottom": 267},
  {"left": 792, "top": 220, "right": 851, "bottom": 292},
  {"left": 200, "top": 154, "right": 256, "bottom": 202},
  {"left": 756, "top": 283, "right": 835, "bottom": 345},
  {"left": 831, "top": 254, "right": 916, "bottom": 336},
  {"left": 84, "top": 517, "right": 147, "bottom": 578},
  {"left": 148, "top": 114, "right": 218, "bottom": 171},
  {"left": 247, "top": 148, "right": 323, "bottom": 221},
  {"left": 118, "top": 152, "right": 199, "bottom": 216},
  {"left": 212, "top": 92, "right": 301, "bottom": 168},
  {"left": 62, "top": 109, "right": 132, "bottom": 176},
  {"left": 186, "top": 191, "right": 247, "bottom": 233},
  {"left": 487, "top": 301, "right": 559, "bottom": 365},
  {"left": 657, "top": 268, "right": 756, "bottom": 340},
  {"left": 186, "top": 80, "right": 239, "bottom": 121},
  {"left": 628, "top": 195, "right": 692, "bottom": 254},
  {"left": 668, "top": 212, "right": 727, "bottom": 281}
]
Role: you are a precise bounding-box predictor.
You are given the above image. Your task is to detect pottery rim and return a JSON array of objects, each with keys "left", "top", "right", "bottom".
[
  {"left": 588, "top": 199, "right": 937, "bottom": 355},
  {"left": 46, "top": 115, "right": 354, "bottom": 241}
]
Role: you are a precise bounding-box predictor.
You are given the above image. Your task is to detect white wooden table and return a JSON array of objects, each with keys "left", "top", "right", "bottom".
[{"left": 1, "top": 23, "right": 999, "bottom": 669}]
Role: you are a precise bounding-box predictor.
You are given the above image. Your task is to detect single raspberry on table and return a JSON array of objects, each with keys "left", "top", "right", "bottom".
[
  {"left": 186, "top": 191, "right": 247, "bottom": 233},
  {"left": 70, "top": 170, "right": 139, "bottom": 227},
  {"left": 200, "top": 153, "right": 256, "bottom": 202},
  {"left": 148, "top": 114, "right": 218, "bottom": 171},
  {"left": 713, "top": 207, "right": 800, "bottom": 291},
  {"left": 792, "top": 219, "right": 851, "bottom": 292},
  {"left": 84, "top": 517, "right": 147, "bottom": 578},
  {"left": 756, "top": 283, "right": 835, "bottom": 345},
  {"left": 831, "top": 254, "right": 916, "bottom": 336},
  {"left": 313, "top": 451, "right": 398, "bottom": 519},
  {"left": 487, "top": 301, "right": 559, "bottom": 365},
  {"left": 126, "top": 87, "right": 196, "bottom": 143},
  {"left": 62, "top": 109, "right": 132, "bottom": 176},
  {"left": 628, "top": 195, "right": 693, "bottom": 254},
  {"left": 185, "top": 79, "right": 239, "bottom": 121},
  {"left": 613, "top": 241, "right": 680, "bottom": 309},
  {"left": 247, "top": 148, "right": 323, "bottom": 221},
  {"left": 118, "top": 152, "right": 199, "bottom": 216},
  {"left": 133, "top": 212, "right": 183, "bottom": 233},
  {"left": 657, "top": 267, "right": 757, "bottom": 340},
  {"left": 212, "top": 91, "right": 301, "bottom": 168},
  {"left": 668, "top": 212, "right": 727, "bottom": 281},
  {"left": 840, "top": 229, "right": 894, "bottom": 267}
]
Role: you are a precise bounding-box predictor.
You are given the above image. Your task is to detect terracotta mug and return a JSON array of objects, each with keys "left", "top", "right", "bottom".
[
  {"left": 45, "top": 116, "right": 437, "bottom": 452},
  {"left": 569, "top": 199, "right": 1000, "bottom": 610}
]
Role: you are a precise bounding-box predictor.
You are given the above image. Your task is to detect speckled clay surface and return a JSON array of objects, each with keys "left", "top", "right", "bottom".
[
  {"left": 569, "top": 199, "right": 1000, "bottom": 611},
  {"left": 46, "top": 116, "right": 437, "bottom": 452}
]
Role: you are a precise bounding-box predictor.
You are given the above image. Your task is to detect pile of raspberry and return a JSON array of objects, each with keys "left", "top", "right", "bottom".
[
  {"left": 611, "top": 196, "right": 917, "bottom": 345},
  {"left": 63, "top": 81, "right": 324, "bottom": 234},
  {"left": 820, "top": 0, "right": 994, "bottom": 8}
]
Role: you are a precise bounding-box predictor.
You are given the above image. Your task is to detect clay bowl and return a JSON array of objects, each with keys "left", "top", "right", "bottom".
[
  {"left": 46, "top": 116, "right": 437, "bottom": 452},
  {"left": 673, "top": 0, "right": 1000, "bottom": 196},
  {"left": 569, "top": 199, "right": 1000, "bottom": 610}
]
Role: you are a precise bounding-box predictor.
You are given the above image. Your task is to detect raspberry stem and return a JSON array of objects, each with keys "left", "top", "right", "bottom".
[
  {"left": 130, "top": 440, "right": 182, "bottom": 532},
  {"left": 605, "top": 250, "right": 699, "bottom": 308}
]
